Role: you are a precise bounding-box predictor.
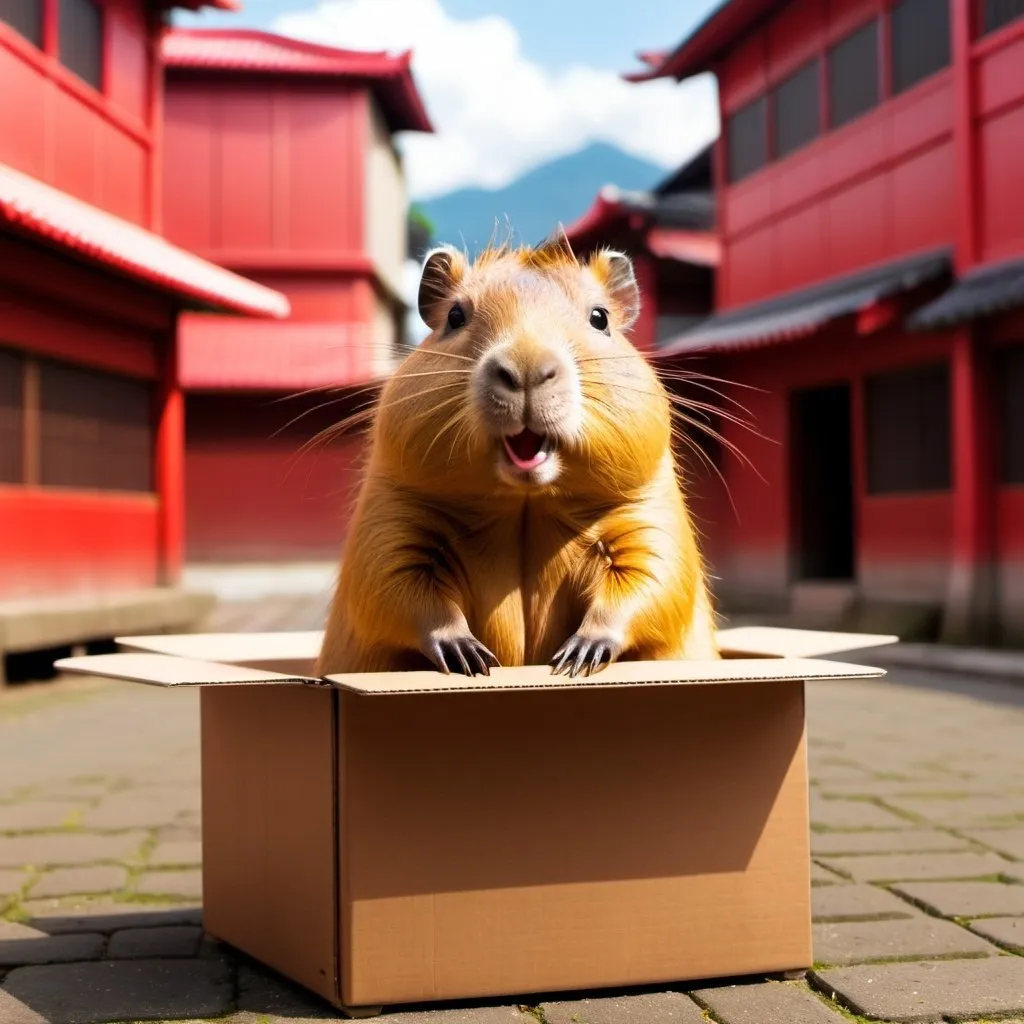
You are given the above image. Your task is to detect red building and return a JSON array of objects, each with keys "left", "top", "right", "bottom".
[
  {"left": 0, "top": 0, "right": 288, "bottom": 676},
  {"left": 629, "top": 0, "right": 1024, "bottom": 645},
  {"left": 160, "top": 29, "right": 432, "bottom": 567},
  {"left": 563, "top": 145, "right": 719, "bottom": 352}
]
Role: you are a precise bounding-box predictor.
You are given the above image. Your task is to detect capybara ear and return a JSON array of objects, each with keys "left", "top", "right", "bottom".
[
  {"left": 589, "top": 248, "right": 640, "bottom": 329},
  {"left": 418, "top": 245, "right": 467, "bottom": 329}
]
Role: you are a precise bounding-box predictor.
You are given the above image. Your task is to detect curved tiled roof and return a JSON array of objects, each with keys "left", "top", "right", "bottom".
[
  {"left": 0, "top": 162, "right": 290, "bottom": 318},
  {"left": 163, "top": 29, "right": 433, "bottom": 134}
]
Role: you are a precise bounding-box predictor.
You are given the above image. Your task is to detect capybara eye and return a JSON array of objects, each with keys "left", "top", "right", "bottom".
[
  {"left": 447, "top": 303, "right": 467, "bottom": 330},
  {"left": 589, "top": 307, "right": 609, "bottom": 332}
]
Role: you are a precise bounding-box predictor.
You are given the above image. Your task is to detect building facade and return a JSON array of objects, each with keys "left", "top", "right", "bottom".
[
  {"left": 562, "top": 145, "right": 719, "bottom": 352},
  {"left": 0, "top": 0, "right": 287, "bottom": 673},
  {"left": 629, "top": 0, "right": 1024, "bottom": 643},
  {"left": 160, "top": 29, "right": 432, "bottom": 566}
]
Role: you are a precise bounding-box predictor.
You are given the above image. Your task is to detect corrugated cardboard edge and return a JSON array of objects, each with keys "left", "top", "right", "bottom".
[
  {"left": 54, "top": 652, "right": 320, "bottom": 687},
  {"left": 54, "top": 651, "right": 886, "bottom": 693},
  {"left": 323, "top": 657, "right": 885, "bottom": 695},
  {"left": 109, "top": 625, "right": 899, "bottom": 663}
]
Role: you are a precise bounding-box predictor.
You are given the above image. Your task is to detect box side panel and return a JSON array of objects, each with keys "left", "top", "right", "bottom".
[
  {"left": 339, "top": 683, "right": 812, "bottom": 1006},
  {"left": 201, "top": 687, "right": 338, "bottom": 1004}
]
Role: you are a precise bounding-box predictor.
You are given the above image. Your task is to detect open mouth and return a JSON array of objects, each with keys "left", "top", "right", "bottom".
[{"left": 502, "top": 428, "right": 552, "bottom": 472}]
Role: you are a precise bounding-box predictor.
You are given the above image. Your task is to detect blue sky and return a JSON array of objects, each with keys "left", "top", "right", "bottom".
[
  {"left": 176, "top": 0, "right": 717, "bottom": 76},
  {"left": 173, "top": 0, "right": 722, "bottom": 199}
]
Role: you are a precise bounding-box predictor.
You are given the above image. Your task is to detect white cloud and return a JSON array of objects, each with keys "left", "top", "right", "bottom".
[{"left": 273, "top": 0, "right": 719, "bottom": 200}]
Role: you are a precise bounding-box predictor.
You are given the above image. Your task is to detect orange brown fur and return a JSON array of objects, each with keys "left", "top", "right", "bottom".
[{"left": 317, "top": 231, "right": 718, "bottom": 676}]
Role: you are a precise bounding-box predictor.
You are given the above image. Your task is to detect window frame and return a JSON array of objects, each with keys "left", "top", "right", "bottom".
[
  {"left": 0, "top": 0, "right": 44, "bottom": 47},
  {"left": 863, "top": 361, "right": 952, "bottom": 496},
  {"left": 997, "top": 344, "right": 1024, "bottom": 486},
  {"left": 771, "top": 56, "right": 823, "bottom": 160},
  {"left": 0, "top": 0, "right": 107, "bottom": 96},
  {"left": 721, "top": 1, "right": 954, "bottom": 187},
  {"left": 0, "top": 348, "right": 155, "bottom": 496},
  {"left": 978, "top": 0, "right": 1024, "bottom": 37}
]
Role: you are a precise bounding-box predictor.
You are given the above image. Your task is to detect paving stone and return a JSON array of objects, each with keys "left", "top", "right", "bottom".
[
  {"left": 812, "top": 861, "right": 847, "bottom": 885},
  {"left": 891, "top": 880, "right": 1024, "bottom": 918},
  {"left": 0, "top": 832, "right": 148, "bottom": 868},
  {"left": 969, "top": 916, "right": 1024, "bottom": 951},
  {"left": 2, "top": 959, "right": 233, "bottom": 1024},
  {"left": 883, "top": 795, "right": 1024, "bottom": 827},
  {"left": 812, "top": 884, "right": 920, "bottom": 921},
  {"left": 236, "top": 960, "right": 354, "bottom": 1018},
  {"left": 380, "top": 1009, "right": 538, "bottom": 1023},
  {"left": 811, "top": 829, "right": 969, "bottom": 856},
  {"left": 106, "top": 925, "right": 202, "bottom": 959},
  {"left": 810, "top": 796, "right": 911, "bottom": 830},
  {"left": 148, "top": 839, "right": 202, "bottom": 867},
  {"left": 0, "top": 802, "right": 86, "bottom": 831},
  {"left": 81, "top": 794, "right": 192, "bottom": 829},
  {"left": 30, "top": 865, "right": 128, "bottom": 899},
  {"left": 818, "top": 851, "right": 1011, "bottom": 883},
  {"left": 813, "top": 916, "right": 996, "bottom": 966},
  {"left": 135, "top": 868, "right": 202, "bottom": 899},
  {"left": 0, "top": 931, "right": 105, "bottom": 967},
  {"left": 812, "top": 956, "right": 1024, "bottom": 1022},
  {"left": 960, "top": 827, "right": 1024, "bottom": 860},
  {"left": 19, "top": 898, "right": 201, "bottom": 934},
  {"left": 0, "top": 990, "right": 46, "bottom": 1024},
  {"left": 693, "top": 981, "right": 847, "bottom": 1023},
  {"left": 541, "top": 992, "right": 706, "bottom": 1023},
  {"left": 0, "top": 869, "right": 28, "bottom": 897}
]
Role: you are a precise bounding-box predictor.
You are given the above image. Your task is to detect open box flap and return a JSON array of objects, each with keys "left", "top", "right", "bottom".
[
  {"left": 715, "top": 626, "right": 899, "bottom": 658},
  {"left": 323, "top": 656, "right": 885, "bottom": 695},
  {"left": 111, "top": 625, "right": 899, "bottom": 668},
  {"left": 54, "top": 652, "right": 319, "bottom": 687},
  {"left": 114, "top": 631, "right": 323, "bottom": 672}
]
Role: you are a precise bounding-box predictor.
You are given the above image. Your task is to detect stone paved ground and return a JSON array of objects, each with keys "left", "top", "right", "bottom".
[{"left": 2, "top": 592, "right": 1024, "bottom": 1023}]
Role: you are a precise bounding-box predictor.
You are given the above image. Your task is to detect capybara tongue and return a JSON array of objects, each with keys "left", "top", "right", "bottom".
[{"left": 504, "top": 429, "right": 547, "bottom": 470}]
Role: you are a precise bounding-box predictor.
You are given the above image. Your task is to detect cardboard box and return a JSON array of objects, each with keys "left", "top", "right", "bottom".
[{"left": 57, "top": 626, "right": 896, "bottom": 1018}]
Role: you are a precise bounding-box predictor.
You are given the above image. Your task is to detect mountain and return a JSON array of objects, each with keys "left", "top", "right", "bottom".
[{"left": 416, "top": 143, "right": 666, "bottom": 255}]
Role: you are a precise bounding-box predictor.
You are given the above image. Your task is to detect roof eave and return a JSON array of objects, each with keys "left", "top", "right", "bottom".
[{"left": 622, "top": 0, "right": 784, "bottom": 84}]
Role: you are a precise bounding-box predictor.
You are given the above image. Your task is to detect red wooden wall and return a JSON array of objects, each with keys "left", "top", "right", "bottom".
[
  {"left": 162, "top": 80, "right": 367, "bottom": 271},
  {"left": 974, "top": 21, "right": 1024, "bottom": 264},
  {"left": 0, "top": 0, "right": 159, "bottom": 227},
  {"left": 715, "top": 0, "right": 956, "bottom": 309},
  {"left": 184, "top": 393, "right": 367, "bottom": 563},
  {"left": 692, "top": 327, "right": 957, "bottom": 604},
  {"left": 0, "top": 238, "right": 172, "bottom": 599}
]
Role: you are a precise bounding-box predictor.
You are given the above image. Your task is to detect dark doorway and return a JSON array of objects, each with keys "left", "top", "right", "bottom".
[{"left": 791, "top": 384, "right": 855, "bottom": 580}]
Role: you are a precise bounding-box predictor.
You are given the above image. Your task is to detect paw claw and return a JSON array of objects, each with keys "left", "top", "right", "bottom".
[
  {"left": 550, "top": 633, "right": 622, "bottom": 678},
  {"left": 427, "top": 633, "right": 501, "bottom": 677}
]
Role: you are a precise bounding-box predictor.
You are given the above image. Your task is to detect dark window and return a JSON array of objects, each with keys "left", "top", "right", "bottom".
[
  {"left": 773, "top": 59, "right": 821, "bottom": 159},
  {"left": 982, "top": 0, "right": 1024, "bottom": 33},
  {"left": 58, "top": 0, "right": 102, "bottom": 90},
  {"left": 865, "top": 363, "right": 951, "bottom": 494},
  {"left": 39, "top": 361, "right": 152, "bottom": 492},
  {"left": 890, "top": 0, "right": 951, "bottom": 95},
  {"left": 828, "top": 20, "right": 880, "bottom": 128},
  {"left": 0, "top": 349, "right": 24, "bottom": 484},
  {"left": 727, "top": 96, "right": 768, "bottom": 183},
  {"left": 0, "top": 0, "right": 42, "bottom": 45},
  {"left": 1000, "top": 346, "right": 1024, "bottom": 485}
]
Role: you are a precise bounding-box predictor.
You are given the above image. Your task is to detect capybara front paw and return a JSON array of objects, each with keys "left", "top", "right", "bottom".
[
  {"left": 425, "top": 632, "right": 500, "bottom": 676},
  {"left": 550, "top": 633, "right": 623, "bottom": 677}
]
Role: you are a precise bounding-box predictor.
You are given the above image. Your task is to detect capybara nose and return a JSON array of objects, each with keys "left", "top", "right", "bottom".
[
  {"left": 485, "top": 352, "right": 564, "bottom": 397},
  {"left": 486, "top": 356, "right": 523, "bottom": 395},
  {"left": 531, "top": 360, "right": 562, "bottom": 388}
]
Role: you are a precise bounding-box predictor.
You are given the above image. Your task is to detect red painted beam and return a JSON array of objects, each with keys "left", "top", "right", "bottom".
[{"left": 155, "top": 326, "right": 185, "bottom": 586}]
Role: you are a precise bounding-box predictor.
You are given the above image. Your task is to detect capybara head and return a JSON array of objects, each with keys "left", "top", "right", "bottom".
[{"left": 372, "top": 230, "right": 672, "bottom": 500}]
